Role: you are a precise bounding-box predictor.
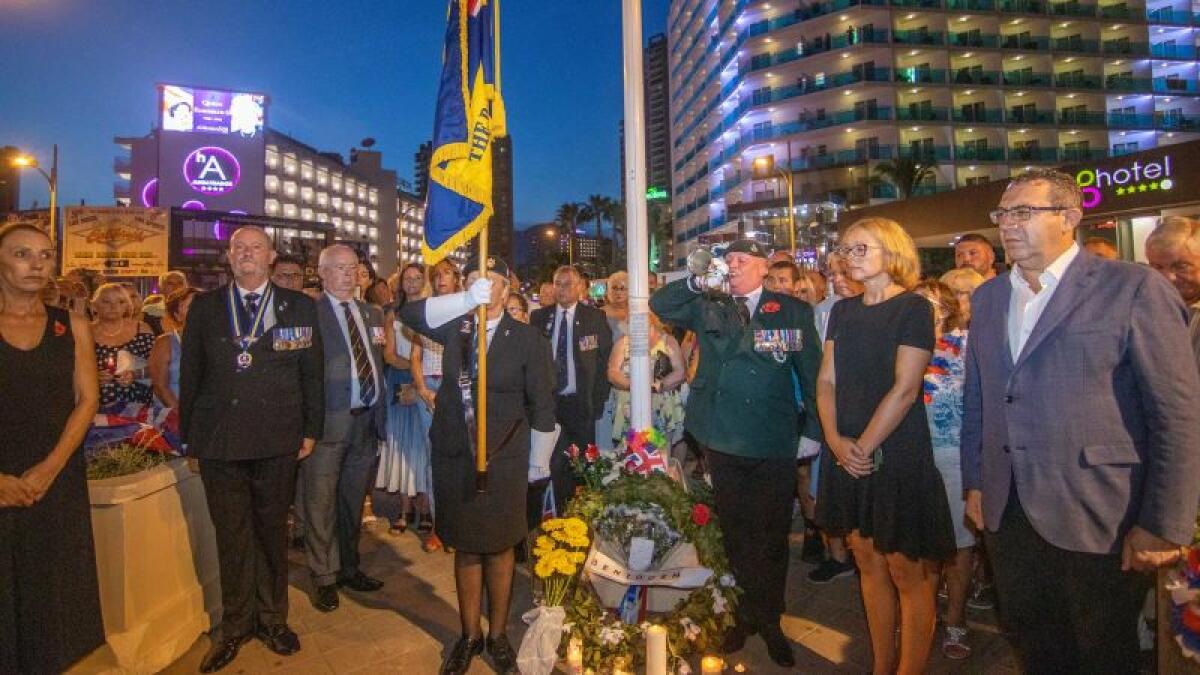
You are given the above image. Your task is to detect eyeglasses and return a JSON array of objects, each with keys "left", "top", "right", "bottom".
[
  {"left": 832, "top": 243, "right": 881, "bottom": 259},
  {"left": 988, "top": 206, "right": 1071, "bottom": 225}
]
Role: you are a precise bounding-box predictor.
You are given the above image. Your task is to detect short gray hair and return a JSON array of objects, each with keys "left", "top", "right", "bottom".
[
  {"left": 318, "top": 244, "right": 358, "bottom": 268},
  {"left": 1146, "top": 216, "right": 1200, "bottom": 253},
  {"left": 1006, "top": 169, "right": 1082, "bottom": 210}
]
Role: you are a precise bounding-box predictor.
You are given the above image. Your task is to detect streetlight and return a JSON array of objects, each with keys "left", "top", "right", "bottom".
[
  {"left": 10, "top": 145, "right": 58, "bottom": 247},
  {"left": 752, "top": 154, "right": 794, "bottom": 252},
  {"left": 545, "top": 224, "right": 573, "bottom": 265}
]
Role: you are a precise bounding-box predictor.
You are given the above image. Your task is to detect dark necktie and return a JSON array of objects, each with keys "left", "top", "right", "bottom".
[
  {"left": 734, "top": 296, "right": 751, "bottom": 325},
  {"left": 243, "top": 292, "right": 261, "bottom": 319},
  {"left": 342, "top": 301, "right": 376, "bottom": 406},
  {"left": 555, "top": 309, "right": 570, "bottom": 393}
]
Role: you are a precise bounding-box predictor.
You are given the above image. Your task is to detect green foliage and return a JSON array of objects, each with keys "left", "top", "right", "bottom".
[
  {"left": 873, "top": 155, "right": 939, "bottom": 199},
  {"left": 86, "top": 443, "right": 169, "bottom": 480}
]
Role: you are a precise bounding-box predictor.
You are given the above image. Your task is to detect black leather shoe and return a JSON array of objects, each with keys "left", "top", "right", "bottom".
[
  {"left": 338, "top": 570, "right": 384, "bottom": 592},
  {"left": 439, "top": 636, "right": 484, "bottom": 675},
  {"left": 486, "top": 635, "right": 519, "bottom": 674},
  {"left": 760, "top": 625, "right": 796, "bottom": 668},
  {"left": 199, "top": 633, "right": 249, "bottom": 673},
  {"left": 721, "top": 623, "right": 755, "bottom": 654},
  {"left": 255, "top": 623, "right": 301, "bottom": 656},
  {"left": 312, "top": 584, "right": 339, "bottom": 612}
]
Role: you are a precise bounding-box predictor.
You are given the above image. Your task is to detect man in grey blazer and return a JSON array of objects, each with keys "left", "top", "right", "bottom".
[
  {"left": 961, "top": 169, "right": 1200, "bottom": 674},
  {"left": 301, "top": 245, "right": 388, "bottom": 612}
]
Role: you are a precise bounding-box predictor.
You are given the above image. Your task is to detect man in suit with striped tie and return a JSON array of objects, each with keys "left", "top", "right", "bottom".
[{"left": 302, "top": 245, "right": 388, "bottom": 613}]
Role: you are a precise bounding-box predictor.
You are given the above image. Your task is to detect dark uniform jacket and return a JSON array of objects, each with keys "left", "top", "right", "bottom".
[
  {"left": 650, "top": 278, "right": 823, "bottom": 458},
  {"left": 316, "top": 294, "right": 388, "bottom": 442},
  {"left": 529, "top": 302, "right": 613, "bottom": 421},
  {"left": 180, "top": 283, "right": 324, "bottom": 460}
]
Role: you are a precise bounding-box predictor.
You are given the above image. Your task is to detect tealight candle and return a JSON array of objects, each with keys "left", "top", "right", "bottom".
[
  {"left": 567, "top": 639, "right": 583, "bottom": 675},
  {"left": 646, "top": 624, "right": 668, "bottom": 675},
  {"left": 701, "top": 654, "right": 724, "bottom": 674}
]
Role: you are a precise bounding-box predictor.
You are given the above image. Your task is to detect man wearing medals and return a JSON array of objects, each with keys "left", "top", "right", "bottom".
[
  {"left": 650, "top": 240, "right": 823, "bottom": 668},
  {"left": 180, "top": 226, "right": 324, "bottom": 673},
  {"left": 302, "top": 244, "right": 388, "bottom": 614}
]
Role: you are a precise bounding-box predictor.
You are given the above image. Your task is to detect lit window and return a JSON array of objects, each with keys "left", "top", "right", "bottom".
[
  {"left": 265, "top": 148, "right": 279, "bottom": 169},
  {"left": 369, "top": 227, "right": 379, "bottom": 241},
  {"left": 332, "top": 216, "right": 342, "bottom": 228},
  {"left": 331, "top": 195, "right": 342, "bottom": 210},
  {"left": 301, "top": 186, "right": 314, "bottom": 203},
  {"left": 344, "top": 201, "right": 355, "bottom": 215},
  {"left": 331, "top": 174, "right": 343, "bottom": 191},
  {"left": 369, "top": 245, "right": 378, "bottom": 256},
  {"left": 264, "top": 199, "right": 280, "bottom": 215},
  {"left": 316, "top": 169, "right": 328, "bottom": 187},
  {"left": 358, "top": 204, "right": 368, "bottom": 218},
  {"left": 301, "top": 161, "right": 314, "bottom": 182},
  {"left": 283, "top": 203, "right": 298, "bottom": 218},
  {"left": 358, "top": 223, "right": 368, "bottom": 236},
  {"left": 316, "top": 212, "right": 329, "bottom": 223},
  {"left": 345, "top": 180, "right": 356, "bottom": 197},
  {"left": 283, "top": 181, "right": 298, "bottom": 198},
  {"left": 283, "top": 154, "right": 298, "bottom": 176},
  {"left": 301, "top": 208, "right": 314, "bottom": 221},
  {"left": 369, "top": 188, "right": 378, "bottom": 205},
  {"left": 316, "top": 192, "right": 328, "bottom": 207},
  {"left": 357, "top": 186, "right": 367, "bottom": 201},
  {"left": 369, "top": 208, "right": 378, "bottom": 221},
  {"left": 265, "top": 175, "right": 279, "bottom": 193}
]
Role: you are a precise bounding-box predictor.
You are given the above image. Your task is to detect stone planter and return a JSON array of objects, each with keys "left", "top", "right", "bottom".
[{"left": 88, "top": 457, "right": 220, "bottom": 674}]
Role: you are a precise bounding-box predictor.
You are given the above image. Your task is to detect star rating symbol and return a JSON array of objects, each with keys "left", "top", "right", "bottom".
[
  {"left": 1116, "top": 187, "right": 1126, "bottom": 195},
  {"left": 1139, "top": 183, "right": 1148, "bottom": 192},
  {"left": 1150, "top": 182, "right": 1160, "bottom": 190}
]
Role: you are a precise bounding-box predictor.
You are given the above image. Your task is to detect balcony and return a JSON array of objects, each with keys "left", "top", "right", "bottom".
[
  {"left": 895, "top": 68, "right": 948, "bottom": 84},
  {"left": 1159, "top": 114, "right": 1200, "bottom": 132},
  {"left": 1053, "top": 37, "right": 1101, "bottom": 53},
  {"left": 894, "top": 30, "right": 946, "bottom": 46},
  {"left": 891, "top": 0, "right": 944, "bottom": 6},
  {"left": 1146, "top": 8, "right": 1195, "bottom": 24},
  {"left": 1058, "top": 110, "right": 1107, "bottom": 125},
  {"left": 1048, "top": 1, "right": 1095, "bottom": 16},
  {"left": 910, "top": 183, "right": 956, "bottom": 196},
  {"left": 946, "top": 0, "right": 995, "bottom": 7},
  {"left": 1009, "top": 146, "right": 1059, "bottom": 161},
  {"left": 1000, "top": 0, "right": 1045, "bottom": 12},
  {"left": 1106, "top": 112, "right": 1157, "bottom": 129},
  {"left": 1097, "top": 4, "right": 1135, "bottom": 18},
  {"left": 1055, "top": 72, "right": 1103, "bottom": 88},
  {"left": 953, "top": 107, "right": 1006, "bottom": 122},
  {"left": 1152, "top": 43, "right": 1197, "bottom": 59},
  {"left": 1105, "top": 75, "right": 1154, "bottom": 92},
  {"left": 949, "top": 32, "right": 1001, "bottom": 47},
  {"left": 1007, "top": 109, "right": 1057, "bottom": 123},
  {"left": 898, "top": 144, "right": 954, "bottom": 160},
  {"left": 113, "top": 155, "right": 132, "bottom": 176},
  {"left": 955, "top": 146, "right": 1008, "bottom": 161},
  {"left": 1154, "top": 77, "right": 1199, "bottom": 93},
  {"left": 1060, "top": 148, "right": 1109, "bottom": 161},
  {"left": 897, "top": 106, "right": 952, "bottom": 121},
  {"left": 1004, "top": 70, "right": 1054, "bottom": 86},
  {"left": 1001, "top": 34, "right": 1051, "bottom": 50},
  {"left": 1102, "top": 40, "right": 1149, "bottom": 55},
  {"left": 952, "top": 69, "right": 1002, "bottom": 84}
]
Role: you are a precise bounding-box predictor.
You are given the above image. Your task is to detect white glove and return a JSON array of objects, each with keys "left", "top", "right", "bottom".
[
  {"left": 423, "top": 278, "right": 492, "bottom": 328},
  {"left": 798, "top": 437, "right": 821, "bottom": 460},
  {"left": 528, "top": 424, "right": 561, "bottom": 483}
]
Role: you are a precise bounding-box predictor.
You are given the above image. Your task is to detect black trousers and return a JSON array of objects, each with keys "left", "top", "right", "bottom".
[
  {"left": 705, "top": 448, "right": 797, "bottom": 629},
  {"left": 985, "top": 492, "right": 1149, "bottom": 675},
  {"left": 199, "top": 453, "right": 297, "bottom": 639}
]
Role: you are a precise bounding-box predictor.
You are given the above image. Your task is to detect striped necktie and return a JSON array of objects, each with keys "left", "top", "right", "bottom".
[{"left": 341, "top": 301, "right": 376, "bottom": 406}]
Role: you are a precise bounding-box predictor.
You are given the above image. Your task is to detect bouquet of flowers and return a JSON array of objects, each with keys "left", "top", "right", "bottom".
[
  {"left": 519, "top": 517, "right": 592, "bottom": 675},
  {"left": 568, "top": 443, "right": 620, "bottom": 491},
  {"left": 594, "top": 502, "right": 681, "bottom": 568}
]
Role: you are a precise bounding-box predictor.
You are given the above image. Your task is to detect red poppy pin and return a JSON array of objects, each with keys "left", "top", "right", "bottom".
[
  {"left": 691, "top": 503, "right": 712, "bottom": 526},
  {"left": 53, "top": 320, "right": 66, "bottom": 337},
  {"left": 761, "top": 301, "right": 781, "bottom": 314}
]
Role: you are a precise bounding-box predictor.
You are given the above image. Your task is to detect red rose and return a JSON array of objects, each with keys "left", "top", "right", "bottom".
[
  {"left": 585, "top": 444, "right": 600, "bottom": 462},
  {"left": 567, "top": 444, "right": 581, "bottom": 460},
  {"left": 761, "top": 301, "right": 781, "bottom": 313},
  {"left": 53, "top": 320, "right": 66, "bottom": 336},
  {"left": 691, "top": 503, "right": 711, "bottom": 526}
]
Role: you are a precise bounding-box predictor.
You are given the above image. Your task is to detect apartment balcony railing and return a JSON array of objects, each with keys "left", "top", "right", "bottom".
[
  {"left": 1006, "top": 109, "right": 1057, "bottom": 124},
  {"left": 949, "top": 33, "right": 1002, "bottom": 47},
  {"left": 1001, "top": 34, "right": 1052, "bottom": 50},
  {"left": 1009, "top": 147, "right": 1060, "bottom": 161},
  {"left": 946, "top": 0, "right": 995, "bottom": 7},
  {"left": 1102, "top": 40, "right": 1150, "bottom": 55},
  {"left": 952, "top": 69, "right": 1002, "bottom": 85},
  {"left": 1058, "top": 110, "right": 1108, "bottom": 125},
  {"left": 1055, "top": 73, "right": 1104, "bottom": 88},
  {"left": 898, "top": 145, "right": 955, "bottom": 160},
  {"left": 952, "top": 108, "right": 1006, "bottom": 122},
  {"left": 955, "top": 146, "right": 1008, "bottom": 161},
  {"left": 897, "top": 107, "right": 953, "bottom": 122},
  {"left": 1004, "top": 70, "right": 1054, "bottom": 86},
  {"left": 1151, "top": 43, "right": 1197, "bottom": 59},
  {"left": 894, "top": 30, "right": 946, "bottom": 45},
  {"left": 1061, "top": 148, "right": 1110, "bottom": 161},
  {"left": 1154, "top": 77, "right": 1199, "bottom": 93},
  {"left": 894, "top": 68, "right": 948, "bottom": 84}
]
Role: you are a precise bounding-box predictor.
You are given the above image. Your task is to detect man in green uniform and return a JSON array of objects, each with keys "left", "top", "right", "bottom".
[{"left": 651, "top": 240, "right": 822, "bottom": 668}]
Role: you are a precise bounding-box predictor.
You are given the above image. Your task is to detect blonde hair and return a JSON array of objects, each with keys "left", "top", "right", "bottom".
[
  {"left": 939, "top": 268, "right": 985, "bottom": 295},
  {"left": 92, "top": 282, "right": 133, "bottom": 317},
  {"left": 845, "top": 217, "right": 921, "bottom": 289},
  {"left": 606, "top": 271, "right": 628, "bottom": 305}
]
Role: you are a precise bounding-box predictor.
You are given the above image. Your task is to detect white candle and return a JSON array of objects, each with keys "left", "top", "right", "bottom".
[
  {"left": 566, "top": 639, "right": 583, "bottom": 675},
  {"left": 645, "top": 624, "right": 668, "bottom": 675},
  {"left": 700, "top": 654, "right": 723, "bottom": 674},
  {"left": 613, "top": 656, "right": 633, "bottom": 675}
]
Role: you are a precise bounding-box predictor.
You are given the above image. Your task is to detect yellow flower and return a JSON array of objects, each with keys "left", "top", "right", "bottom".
[
  {"left": 563, "top": 519, "right": 589, "bottom": 540},
  {"left": 533, "top": 535, "right": 557, "bottom": 557},
  {"left": 534, "top": 557, "right": 555, "bottom": 579},
  {"left": 570, "top": 551, "right": 586, "bottom": 564},
  {"left": 542, "top": 519, "right": 565, "bottom": 531}
]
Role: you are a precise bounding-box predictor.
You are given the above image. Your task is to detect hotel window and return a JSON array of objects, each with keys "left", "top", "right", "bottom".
[
  {"left": 300, "top": 186, "right": 314, "bottom": 203},
  {"left": 317, "top": 212, "right": 329, "bottom": 223},
  {"left": 358, "top": 204, "right": 368, "bottom": 218},
  {"left": 316, "top": 192, "right": 328, "bottom": 207},
  {"left": 369, "top": 208, "right": 378, "bottom": 222},
  {"left": 345, "top": 181, "right": 356, "bottom": 197},
  {"left": 964, "top": 175, "right": 991, "bottom": 186},
  {"left": 264, "top": 199, "right": 280, "bottom": 215},
  {"left": 332, "top": 216, "right": 342, "bottom": 228},
  {"left": 265, "top": 147, "right": 279, "bottom": 169},
  {"left": 316, "top": 169, "right": 328, "bottom": 187},
  {"left": 358, "top": 223, "right": 368, "bottom": 236},
  {"left": 357, "top": 186, "right": 367, "bottom": 201},
  {"left": 331, "top": 174, "right": 343, "bottom": 191},
  {"left": 283, "top": 203, "right": 298, "bottom": 218},
  {"left": 265, "top": 175, "right": 279, "bottom": 193},
  {"left": 301, "top": 161, "right": 314, "bottom": 182},
  {"left": 283, "top": 181, "right": 298, "bottom": 198},
  {"left": 301, "top": 208, "right": 314, "bottom": 221},
  {"left": 283, "top": 154, "right": 298, "bottom": 176},
  {"left": 344, "top": 201, "right": 355, "bottom": 215},
  {"left": 369, "top": 227, "right": 379, "bottom": 241},
  {"left": 369, "top": 188, "right": 378, "bottom": 205},
  {"left": 331, "top": 195, "right": 342, "bottom": 210}
]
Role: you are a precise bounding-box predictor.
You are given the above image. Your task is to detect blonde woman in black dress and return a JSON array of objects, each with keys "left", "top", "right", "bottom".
[{"left": 0, "top": 223, "right": 103, "bottom": 673}]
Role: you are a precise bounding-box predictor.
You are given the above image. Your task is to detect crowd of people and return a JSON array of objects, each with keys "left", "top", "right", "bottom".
[{"left": 2, "top": 168, "right": 1200, "bottom": 675}]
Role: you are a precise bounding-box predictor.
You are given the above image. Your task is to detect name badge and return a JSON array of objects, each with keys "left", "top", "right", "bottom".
[
  {"left": 579, "top": 334, "right": 598, "bottom": 352},
  {"left": 754, "top": 329, "right": 802, "bottom": 354},
  {"left": 273, "top": 326, "right": 313, "bottom": 351},
  {"left": 370, "top": 326, "right": 386, "bottom": 346}
]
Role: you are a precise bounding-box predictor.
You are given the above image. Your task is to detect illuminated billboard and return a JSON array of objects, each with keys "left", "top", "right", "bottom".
[
  {"left": 157, "top": 130, "right": 265, "bottom": 214},
  {"left": 160, "top": 84, "right": 266, "bottom": 137}
]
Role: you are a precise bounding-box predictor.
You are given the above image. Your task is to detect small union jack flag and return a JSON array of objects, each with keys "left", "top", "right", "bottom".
[{"left": 624, "top": 445, "right": 668, "bottom": 475}]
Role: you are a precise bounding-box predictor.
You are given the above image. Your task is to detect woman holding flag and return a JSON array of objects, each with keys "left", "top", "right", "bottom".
[{"left": 400, "top": 256, "right": 556, "bottom": 675}]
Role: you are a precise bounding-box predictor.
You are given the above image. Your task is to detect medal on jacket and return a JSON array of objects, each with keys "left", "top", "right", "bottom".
[{"left": 227, "top": 284, "right": 273, "bottom": 370}]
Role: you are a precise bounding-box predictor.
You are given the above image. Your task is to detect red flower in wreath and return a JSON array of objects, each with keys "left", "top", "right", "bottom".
[
  {"left": 584, "top": 444, "right": 600, "bottom": 462},
  {"left": 53, "top": 320, "right": 66, "bottom": 337},
  {"left": 761, "top": 301, "right": 781, "bottom": 314},
  {"left": 691, "top": 503, "right": 712, "bottom": 526},
  {"left": 567, "top": 444, "right": 581, "bottom": 460}
]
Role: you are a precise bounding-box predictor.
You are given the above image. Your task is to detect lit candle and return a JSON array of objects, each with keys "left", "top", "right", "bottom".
[
  {"left": 612, "top": 657, "right": 633, "bottom": 675},
  {"left": 566, "top": 638, "right": 583, "bottom": 675},
  {"left": 645, "top": 624, "right": 668, "bottom": 675},
  {"left": 701, "top": 655, "right": 724, "bottom": 674}
]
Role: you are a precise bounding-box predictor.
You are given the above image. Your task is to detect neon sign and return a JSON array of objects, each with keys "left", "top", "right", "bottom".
[
  {"left": 183, "top": 146, "right": 241, "bottom": 195},
  {"left": 1075, "top": 155, "right": 1174, "bottom": 209},
  {"left": 646, "top": 186, "right": 668, "bottom": 200}
]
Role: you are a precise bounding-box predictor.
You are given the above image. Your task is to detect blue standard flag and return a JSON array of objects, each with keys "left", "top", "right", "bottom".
[{"left": 423, "top": 0, "right": 506, "bottom": 264}]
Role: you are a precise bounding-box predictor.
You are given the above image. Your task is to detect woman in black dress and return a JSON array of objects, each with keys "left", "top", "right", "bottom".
[
  {"left": 0, "top": 223, "right": 104, "bottom": 673},
  {"left": 815, "top": 217, "right": 954, "bottom": 675},
  {"left": 401, "top": 256, "right": 556, "bottom": 675}
]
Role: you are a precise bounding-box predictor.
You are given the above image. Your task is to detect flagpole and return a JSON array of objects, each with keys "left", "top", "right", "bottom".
[
  {"left": 475, "top": 0, "right": 501, "bottom": 493},
  {"left": 621, "top": 0, "right": 652, "bottom": 430}
]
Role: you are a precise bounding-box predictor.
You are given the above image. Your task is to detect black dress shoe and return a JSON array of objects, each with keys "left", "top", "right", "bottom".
[
  {"left": 760, "top": 625, "right": 796, "bottom": 668},
  {"left": 338, "top": 570, "right": 384, "bottom": 592},
  {"left": 199, "top": 633, "right": 249, "bottom": 673},
  {"left": 439, "top": 636, "right": 484, "bottom": 675},
  {"left": 255, "top": 623, "right": 301, "bottom": 656},
  {"left": 312, "top": 584, "right": 339, "bottom": 612},
  {"left": 486, "top": 635, "right": 519, "bottom": 674},
  {"left": 721, "top": 623, "right": 756, "bottom": 654}
]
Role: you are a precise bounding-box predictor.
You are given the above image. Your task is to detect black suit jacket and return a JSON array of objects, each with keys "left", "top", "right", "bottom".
[
  {"left": 180, "top": 283, "right": 325, "bottom": 461},
  {"left": 529, "top": 302, "right": 613, "bottom": 422}
]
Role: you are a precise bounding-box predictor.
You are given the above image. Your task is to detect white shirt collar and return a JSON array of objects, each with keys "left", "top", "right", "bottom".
[
  {"left": 236, "top": 280, "right": 269, "bottom": 299},
  {"left": 557, "top": 302, "right": 577, "bottom": 315},
  {"left": 736, "top": 285, "right": 764, "bottom": 303},
  {"left": 1010, "top": 242, "right": 1080, "bottom": 293},
  {"left": 324, "top": 290, "right": 356, "bottom": 308}
]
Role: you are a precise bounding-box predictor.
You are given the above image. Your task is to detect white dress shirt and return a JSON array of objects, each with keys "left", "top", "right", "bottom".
[
  {"left": 1007, "top": 243, "right": 1080, "bottom": 363},
  {"left": 733, "top": 285, "right": 764, "bottom": 318},
  {"left": 235, "top": 280, "right": 276, "bottom": 330},
  {"left": 325, "top": 292, "right": 382, "bottom": 407},
  {"left": 551, "top": 303, "right": 577, "bottom": 395}
]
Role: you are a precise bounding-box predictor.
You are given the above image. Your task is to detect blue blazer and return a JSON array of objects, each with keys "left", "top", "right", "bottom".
[{"left": 961, "top": 252, "right": 1200, "bottom": 554}]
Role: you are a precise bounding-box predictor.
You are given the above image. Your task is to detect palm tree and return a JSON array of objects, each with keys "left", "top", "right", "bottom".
[
  {"left": 872, "top": 155, "right": 939, "bottom": 199},
  {"left": 583, "top": 194, "right": 618, "bottom": 270},
  {"left": 555, "top": 202, "right": 584, "bottom": 264}
]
